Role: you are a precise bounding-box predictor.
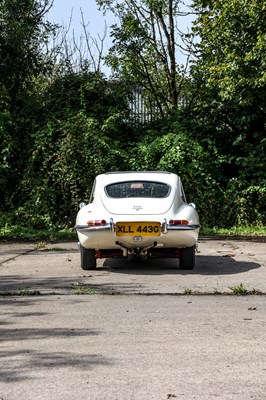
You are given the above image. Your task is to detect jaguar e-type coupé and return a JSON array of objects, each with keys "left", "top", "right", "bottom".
[{"left": 75, "top": 171, "right": 200, "bottom": 270}]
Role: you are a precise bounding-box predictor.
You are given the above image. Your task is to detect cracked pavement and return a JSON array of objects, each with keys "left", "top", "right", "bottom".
[
  {"left": 0, "top": 239, "right": 265, "bottom": 400},
  {"left": 0, "top": 239, "right": 265, "bottom": 295}
]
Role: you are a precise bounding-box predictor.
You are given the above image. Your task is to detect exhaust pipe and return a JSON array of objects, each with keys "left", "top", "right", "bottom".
[
  {"left": 115, "top": 241, "right": 134, "bottom": 254},
  {"left": 116, "top": 241, "right": 158, "bottom": 260},
  {"left": 140, "top": 241, "right": 157, "bottom": 256}
]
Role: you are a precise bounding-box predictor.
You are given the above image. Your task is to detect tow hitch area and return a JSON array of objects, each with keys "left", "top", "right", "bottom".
[{"left": 115, "top": 241, "right": 158, "bottom": 260}]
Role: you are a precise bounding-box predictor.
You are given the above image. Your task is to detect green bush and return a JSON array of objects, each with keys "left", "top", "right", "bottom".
[
  {"left": 19, "top": 112, "right": 129, "bottom": 226},
  {"left": 221, "top": 180, "right": 266, "bottom": 227},
  {"left": 129, "top": 130, "right": 223, "bottom": 226},
  {"left": 128, "top": 127, "right": 265, "bottom": 228}
]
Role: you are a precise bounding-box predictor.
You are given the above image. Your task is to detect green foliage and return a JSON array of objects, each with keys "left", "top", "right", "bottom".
[
  {"left": 229, "top": 283, "right": 248, "bottom": 296},
  {"left": 0, "top": 0, "right": 56, "bottom": 206},
  {"left": 222, "top": 180, "right": 266, "bottom": 227},
  {"left": 1, "top": 16, "right": 132, "bottom": 227},
  {"left": 128, "top": 112, "right": 265, "bottom": 227},
  {"left": 42, "top": 72, "right": 131, "bottom": 122},
  {"left": 18, "top": 111, "right": 129, "bottom": 225},
  {"left": 72, "top": 284, "right": 96, "bottom": 295},
  {"left": 98, "top": 0, "right": 191, "bottom": 114},
  {"left": 0, "top": 0, "right": 54, "bottom": 95},
  {"left": 0, "top": 0, "right": 265, "bottom": 234},
  {"left": 201, "top": 225, "right": 266, "bottom": 237},
  {"left": 0, "top": 210, "right": 76, "bottom": 241},
  {"left": 185, "top": 0, "right": 266, "bottom": 227},
  {"left": 192, "top": 0, "right": 266, "bottom": 104},
  {"left": 190, "top": 0, "right": 266, "bottom": 181},
  {"left": 129, "top": 123, "right": 223, "bottom": 226}
]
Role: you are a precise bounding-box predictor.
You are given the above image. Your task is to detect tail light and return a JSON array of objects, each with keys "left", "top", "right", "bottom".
[
  {"left": 169, "top": 219, "right": 189, "bottom": 225},
  {"left": 87, "top": 220, "right": 107, "bottom": 226}
]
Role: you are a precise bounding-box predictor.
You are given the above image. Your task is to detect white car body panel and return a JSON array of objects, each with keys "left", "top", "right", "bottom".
[{"left": 75, "top": 172, "right": 200, "bottom": 255}]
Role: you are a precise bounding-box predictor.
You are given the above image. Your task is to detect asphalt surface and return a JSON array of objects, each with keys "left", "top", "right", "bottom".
[
  {"left": 0, "top": 239, "right": 265, "bottom": 295},
  {"left": 0, "top": 239, "right": 266, "bottom": 399}
]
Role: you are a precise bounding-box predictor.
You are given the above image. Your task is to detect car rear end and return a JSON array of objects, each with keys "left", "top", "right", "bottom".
[{"left": 75, "top": 172, "right": 200, "bottom": 270}]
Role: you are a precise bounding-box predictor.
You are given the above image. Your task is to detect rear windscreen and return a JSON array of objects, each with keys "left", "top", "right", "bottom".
[{"left": 105, "top": 181, "right": 171, "bottom": 198}]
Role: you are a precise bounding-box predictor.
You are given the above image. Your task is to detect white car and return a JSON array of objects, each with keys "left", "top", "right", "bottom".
[{"left": 75, "top": 171, "right": 200, "bottom": 270}]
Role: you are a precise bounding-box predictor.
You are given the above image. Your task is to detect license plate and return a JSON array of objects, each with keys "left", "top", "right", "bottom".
[{"left": 116, "top": 222, "right": 161, "bottom": 236}]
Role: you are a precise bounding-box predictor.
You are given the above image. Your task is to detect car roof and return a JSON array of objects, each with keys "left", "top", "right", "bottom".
[{"left": 95, "top": 171, "right": 180, "bottom": 186}]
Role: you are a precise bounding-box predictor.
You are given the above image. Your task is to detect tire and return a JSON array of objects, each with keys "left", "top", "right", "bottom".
[
  {"left": 80, "top": 245, "right": 96, "bottom": 270},
  {"left": 179, "top": 245, "right": 195, "bottom": 270}
]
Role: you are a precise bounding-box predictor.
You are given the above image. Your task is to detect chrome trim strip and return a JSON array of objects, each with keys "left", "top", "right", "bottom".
[
  {"left": 76, "top": 223, "right": 200, "bottom": 232},
  {"left": 75, "top": 224, "right": 111, "bottom": 232},
  {"left": 166, "top": 224, "right": 201, "bottom": 231}
]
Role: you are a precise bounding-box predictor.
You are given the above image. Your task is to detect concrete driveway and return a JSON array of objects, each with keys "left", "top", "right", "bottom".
[
  {"left": 0, "top": 239, "right": 265, "bottom": 295},
  {"left": 0, "top": 239, "right": 265, "bottom": 400}
]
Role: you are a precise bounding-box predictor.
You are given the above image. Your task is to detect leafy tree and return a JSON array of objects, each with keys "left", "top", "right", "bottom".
[
  {"left": 1, "top": 0, "right": 265, "bottom": 231},
  {"left": 97, "top": 0, "right": 195, "bottom": 116},
  {"left": 0, "top": 0, "right": 54, "bottom": 105},
  {"left": 190, "top": 0, "right": 266, "bottom": 184},
  {"left": 18, "top": 112, "right": 129, "bottom": 226},
  {"left": 43, "top": 71, "right": 131, "bottom": 124},
  {"left": 0, "top": 0, "right": 135, "bottom": 226},
  {"left": 0, "top": 0, "right": 56, "bottom": 206},
  {"left": 14, "top": 71, "right": 133, "bottom": 226},
  {"left": 128, "top": 116, "right": 225, "bottom": 226}
]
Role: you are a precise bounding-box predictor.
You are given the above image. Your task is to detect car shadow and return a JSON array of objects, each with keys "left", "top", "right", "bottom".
[{"left": 101, "top": 254, "right": 261, "bottom": 275}]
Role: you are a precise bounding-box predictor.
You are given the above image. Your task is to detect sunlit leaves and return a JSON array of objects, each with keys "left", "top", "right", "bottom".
[
  {"left": 192, "top": 0, "right": 266, "bottom": 104},
  {"left": 97, "top": 0, "right": 194, "bottom": 114}
]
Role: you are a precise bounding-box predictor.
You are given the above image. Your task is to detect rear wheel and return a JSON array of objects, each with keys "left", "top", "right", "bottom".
[
  {"left": 179, "top": 245, "right": 195, "bottom": 270},
  {"left": 80, "top": 245, "right": 96, "bottom": 270}
]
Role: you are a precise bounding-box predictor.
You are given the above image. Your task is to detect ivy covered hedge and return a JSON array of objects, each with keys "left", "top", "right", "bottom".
[
  {"left": 0, "top": 0, "right": 265, "bottom": 234},
  {"left": 1, "top": 69, "right": 265, "bottom": 231}
]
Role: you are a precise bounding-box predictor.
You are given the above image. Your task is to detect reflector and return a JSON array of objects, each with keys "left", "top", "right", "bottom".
[
  {"left": 87, "top": 220, "right": 107, "bottom": 226},
  {"left": 169, "top": 219, "right": 189, "bottom": 225}
]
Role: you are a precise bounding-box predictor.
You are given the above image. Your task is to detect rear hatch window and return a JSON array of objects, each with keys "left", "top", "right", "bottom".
[
  {"left": 102, "top": 181, "right": 173, "bottom": 215},
  {"left": 105, "top": 181, "right": 170, "bottom": 198}
]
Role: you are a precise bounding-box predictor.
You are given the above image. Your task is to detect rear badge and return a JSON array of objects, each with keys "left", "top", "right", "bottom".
[
  {"left": 133, "top": 236, "right": 142, "bottom": 242},
  {"left": 133, "top": 205, "right": 143, "bottom": 211}
]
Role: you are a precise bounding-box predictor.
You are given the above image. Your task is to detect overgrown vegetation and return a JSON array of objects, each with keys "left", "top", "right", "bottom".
[{"left": 0, "top": 0, "right": 265, "bottom": 240}]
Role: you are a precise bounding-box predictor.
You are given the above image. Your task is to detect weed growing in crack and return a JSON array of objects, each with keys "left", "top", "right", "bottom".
[
  {"left": 72, "top": 284, "right": 96, "bottom": 295},
  {"left": 230, "top": 283, "right": 248, "bottom": 295},
  {"left": 19, "top": 289, "right": 41, "bottom": 296}
]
